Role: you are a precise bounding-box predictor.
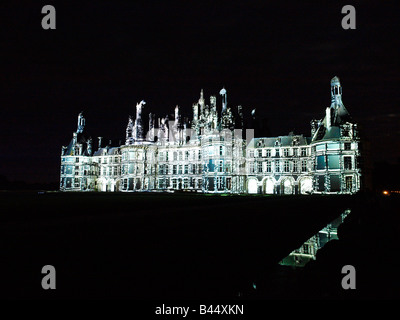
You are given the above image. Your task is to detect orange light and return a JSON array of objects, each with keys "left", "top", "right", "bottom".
[{"left": 383, "top": 190, "right": 389, "bottom": 195}]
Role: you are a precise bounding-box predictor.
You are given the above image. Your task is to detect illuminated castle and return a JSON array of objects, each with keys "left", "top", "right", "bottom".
[{"left": 60, "top": 77, "right": 361, "bottom": 194}]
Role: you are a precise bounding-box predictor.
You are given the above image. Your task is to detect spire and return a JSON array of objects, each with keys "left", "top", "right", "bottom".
[
  {"left": 330, "top": 76, "right": 350, "bottom": 124},
  {"left": 77, "top": 112, "right": 85, "bottom": 133},
  {"left": 330, "top": 76, "right": 342, "bottom": 106},
  {"left": 199, "top": 89, "right": 205, "bottom": 113},
  {"left": 219, "top": 87, "right": 227, "bottom": 113}
]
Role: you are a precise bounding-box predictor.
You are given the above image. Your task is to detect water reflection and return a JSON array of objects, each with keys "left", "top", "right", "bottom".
[{"left": 280, "top": 209, "right": 351, "bottom": 267}]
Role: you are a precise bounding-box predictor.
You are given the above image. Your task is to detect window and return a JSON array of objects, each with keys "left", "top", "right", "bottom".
[
  {"left": 344, "top": 143, "right": 351, "bottom": 151},
  {"left": 249, "top": 162, "right": 255, "bottom": 173},
  {"left": 173, "top": 152, "right": 177, "bottom": 161},
  {"left": 172, "top": 179, "right": 177, "bottom": 189},
  {"left": 258, "top": 150, "right": 262, "bottom": 158},
  {"left": 301, "top": 160, "right": 307, "bottom": 172},
  {"left": 275, "top": 160, "right": 280, "bottom": 173},
  {"left": 257, "top": 162, "right": 263, "bottom": 173},
  {"left": 216, "top": 177, "right": 224, "bottom": 190},
  {"left": 328, "top": 155, "right": 340, "bottom": 169},
  {"left": 184, "top": 164, "right": 189, "bottom": 174},
  {"left": 76, "top": 157, "right": 79, "bottom": 163},
  {"left": 198, "top": 150, "right": 202, "bottom": 160},
  {"left": 249, "top": 150, "right": 254, "bottom": 158},
  {"left": 344, "top": 157, "right": 352, "bottom": 170},
  {"left": 293, "top": 160, "right": 298, "bottom": 173},
  {"left": 166, "top": 151, "right": 169, "bottom": 161},
  {"left": 316, "top": 155, "right": 326, "bottom": 170},
  {"left": 266, "top": 149, "right": 271, "bottom": 157},
  {"left": 178, "top": 165, "right": 182, "bottom": 174},
  {"left": 218, "top": 161, "right": 223, "bottom": 172},
  {"left": 301, "top": 148, "right": 307, "bottom": 157},
  {"left": 179, "top": 152, "right": 183, "bottom": 161},
  {"left": 293, "top": 148, "right": 298, "bottom": 157},
  {"left": 284, "top": 149, "right": 289, "bottom": 157},
  {"left": 284, "top": 160, "right": 289, "bottom": 172},
  {"left": 266, "top": 161, "right": 271, "bottom": 173},
  {"left": 345, "top": 176, "right": 353, "bottom": 191},
  {"left": 173, "top": 165, "right": 177, "bottom": 174},
  {"left": 275, "top": 149, "right": 280, "bottom": 157},
  {"left": 219, "top": 146, "right": 223, "bottom": 156},
  {"left": 185, "top": 151, "right": 189, "bottom": 160},
  {"left": 226, "top": 177, "right": 232, "bottom": 190}
]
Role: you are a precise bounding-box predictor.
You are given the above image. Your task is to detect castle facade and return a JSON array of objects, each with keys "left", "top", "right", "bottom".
[{"left": 60, "top": 77, "right": 361, "bottom": 194}]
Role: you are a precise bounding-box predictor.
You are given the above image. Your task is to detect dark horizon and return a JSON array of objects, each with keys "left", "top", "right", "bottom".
[{"left": 1, "top": 1, "right": 399, "bottom": 184}]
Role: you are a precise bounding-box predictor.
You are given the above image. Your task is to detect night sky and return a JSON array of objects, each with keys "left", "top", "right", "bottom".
[{"left": 1, "top": 1, "right": 399, "bottom": 184}]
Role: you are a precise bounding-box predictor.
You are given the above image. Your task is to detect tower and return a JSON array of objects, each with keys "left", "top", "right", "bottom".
[
  {"left": 133, "top": 100, "right": 146, "bottom": 141},
  {"left": 329, "top": 76, "right": 350, "bottom": 126},
  {"left": 330, "top": 76, "right": 343, "bottom": 107},
  {"left": 199, "top": 89, "right": 205, "bottom": 113},
  {"left": 125, "top": 116, "right": 133, "bottom": 145},
  {"left": 77, "top": 112, "right": 85, "bottom": 133},
  {"left": 219, "top": 87, "right": 227, "bottom": 114},
  {"left": 148, "top": 113, "right": 155, "bottom": 141}
]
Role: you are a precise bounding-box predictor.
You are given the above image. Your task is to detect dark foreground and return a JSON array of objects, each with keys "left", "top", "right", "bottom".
[{"left": 0, "top": 191, "right": 399, "bottom": 300}]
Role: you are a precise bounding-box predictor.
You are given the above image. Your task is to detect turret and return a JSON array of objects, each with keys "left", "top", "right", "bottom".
[
  {"left": 77, "top": 112, "right": 85, "bottom": 133},
  {"left": 87, "top": 137, "right": 92, "bottom": 156},
  {"left": 330, "top": 76, "right": 343, "bottom": 107},
  {"left": 125, "top": 116, "right": 133, "bottom": 145},
  {"left": 199, "top": 89, "right": 205, "bottom": 113},
  {"left": 98, "top": 136, "right": 103, "bottom": 150},
  {"left": 219, "top": 87, "right": 227, "bottom": 114},
  {"left": 148, "top": 112, "right": 155, "bottom": 141}
]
